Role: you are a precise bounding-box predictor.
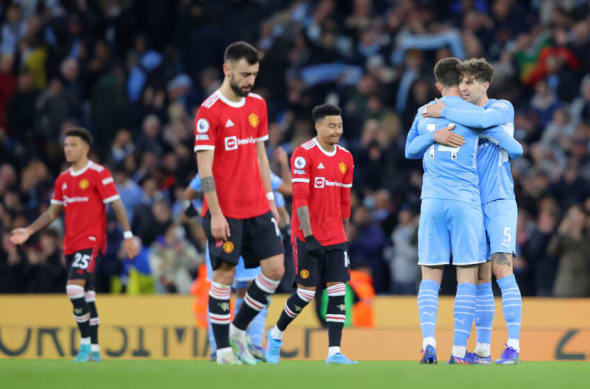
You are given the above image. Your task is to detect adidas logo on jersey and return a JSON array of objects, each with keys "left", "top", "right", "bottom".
[
  {"left": 225, "top": 119, "right": 235, "bottom": 128},
  {"left": 317, "top": 163, "right": 325, "bottom": 169}
]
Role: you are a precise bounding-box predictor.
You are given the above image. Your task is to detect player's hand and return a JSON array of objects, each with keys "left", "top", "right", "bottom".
[
  {"left": 211, "top": 214, "right": 231, "bottom": 241},
  {"left": 10, "top": 228, "right": 32, "bottom": 245},
  {"left": 434, "top": 124, "right": 464, "bottom": 147},
  {"left": 422, "top": 98, "right": 445, "bottom": 118},
  {"left": 274, "top": 147, "right": 288, "bottom": 165},
  {"left": 124, "top": 237, "right": 140, "bottom": 259},
  {"left": 304, "top": 235, "right": 324, "bottom": 258}
]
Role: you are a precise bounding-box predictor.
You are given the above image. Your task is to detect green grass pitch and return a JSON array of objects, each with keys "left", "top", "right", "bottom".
[{"left": 1, "top": 360, "right": 588, "bottom": 389}]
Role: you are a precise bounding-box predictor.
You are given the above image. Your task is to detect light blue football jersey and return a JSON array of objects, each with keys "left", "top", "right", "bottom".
[
  {"left": 438, "top": 98, "right": 519, "bottom": 204},
  {"left": 406, "top": 96, "right": 483, "bottom": 205}
]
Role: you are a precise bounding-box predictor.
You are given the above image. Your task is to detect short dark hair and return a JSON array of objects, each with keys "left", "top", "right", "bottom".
[
  {"left": 434, "top": 57, "right": 461, "bottom": 88},
  {"left": 65, "top": 127, "right": 93, "bottom": 145},
  {"left": 224, "top": 41, "right": 260, "bottom": 65},
  {"left": 460, "top": 58, "right": 494, "bottom": 83},
  {"left": 312, "top": 104, "right": 342, "bottom": 123}
]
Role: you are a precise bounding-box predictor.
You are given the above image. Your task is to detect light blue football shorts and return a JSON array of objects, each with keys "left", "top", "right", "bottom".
[{"left": 418, "top": 198, "right": 487, "bottom": 266}]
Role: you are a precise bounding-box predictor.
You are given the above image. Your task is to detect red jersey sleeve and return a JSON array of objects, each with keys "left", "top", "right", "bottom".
[
  {"left": 291, "top": 147, "right": 311, "bottom": 209},
  {"left": 97, "top": 168, "right": 120, "bottom": 204},
  {"left": 51, "top": 175, "right": 64, "bottom": 205},
  {"left": 256, "top": 98, "right": 269, "bottom": 142},
  {"left": 194, "top": 106, "right": 217, "bottom": 152},
  {"left": 340, "top": 152, "right": 354, "bottom": 219}
]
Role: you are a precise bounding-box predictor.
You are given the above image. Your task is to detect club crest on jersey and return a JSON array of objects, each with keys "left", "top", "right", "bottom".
[
  {"left": 294, "top": 156, "right": 306, "bottom": 169},
  {"left": 222, "top": 241, "right": 235, "bottom": 254},
  {"left": 300, "top": 269, "right": 310, "bottom": 279},
  {"left": 248, "top": 113, "right": 259, "bottom": 128},
  {"left": 196, "top": 118, "right": 210, "bottom": 133},
  {"left": 79, "top": 179, "right": 90, "bottom": 190},
  {"left": 339, "top": 162, "right": 347, "bottom": 174}
]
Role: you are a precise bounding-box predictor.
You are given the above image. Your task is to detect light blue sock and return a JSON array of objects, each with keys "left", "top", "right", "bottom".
[
  {"left": 475, "top": 282, "right": 494, "bottom": 345},
  {"left": 248, "top": 305, "right": 268, "bottom": 348},
  {"left": 207, "top": 316, "right": 217, "bottom": 355},
  {"left": 497, "top": 274, "right": 521, "bottom": 346},
  {"left": 452, "top": 283, "right": 477, "bottom": 355},
  {"left": 417, "top": 280, "right": 440, "bottom": 348}
]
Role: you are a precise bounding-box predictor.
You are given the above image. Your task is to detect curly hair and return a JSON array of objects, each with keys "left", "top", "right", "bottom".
[{"left": 460, "top": 58, "right": 494, "bottom": 83}]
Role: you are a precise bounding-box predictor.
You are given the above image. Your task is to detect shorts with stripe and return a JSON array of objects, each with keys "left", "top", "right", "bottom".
[
  {"left": 293, "top": 238, "right": 350, "bottom": 287},
  {"left": 66, "top": 247, "right": 100, "bottom": 290}
]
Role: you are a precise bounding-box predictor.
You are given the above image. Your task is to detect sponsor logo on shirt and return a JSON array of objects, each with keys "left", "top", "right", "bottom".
[
  {"left": 339, "top": 162, "right": 347, "bottom": 174},
  {"left": 79, "top": 179, "right": 90, "bottom": 190},
  {"left": 196, "top": 118, "right": 210, "bottom": 133},
  {"left": 300, "top": 269, "right": 310, "bottom": 279},
  {"left": 294, "top": 156, "right": 306, "bottom": 169},
  {"left": 317, "top": 163, "right": 325, "bottom": 169},
  {"left": 248, "top": 113, "right": 259, "bottom": 128},
  {"left": 314, "top": 177, "right": 325, "bottom": 188},
  {"left": 62, "top": 183, "right": 67, "bottom": 190},
  {"left": 225, "top": 119, "right": 235, "bottom": 128},
  {"left": 224, "top": 136, "right": 258, "bottom": 151},
  {"left": 63, "top": 196, "right": 89, "bottom": 204}
]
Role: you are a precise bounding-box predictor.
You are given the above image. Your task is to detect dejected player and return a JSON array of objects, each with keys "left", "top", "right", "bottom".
[
  {"left": 10, "top": 127, "right": 139, "bottom": 362},
  {"left": 264, "top": 104, "right": 357, "bottom": 365},
  {"left": 194, "top": 41, "right": 285, "bottom": 365}
]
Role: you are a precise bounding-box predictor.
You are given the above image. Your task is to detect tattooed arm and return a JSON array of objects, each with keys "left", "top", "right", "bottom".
[
  {"left": 10, "top": 203, "right": 63, "bottom": 244},
  {"left": 197, "top": 150, "right": 230, "bottom": 240}
]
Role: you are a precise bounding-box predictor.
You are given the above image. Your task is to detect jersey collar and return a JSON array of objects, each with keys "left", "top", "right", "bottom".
[
  {"left": 216, "top": 90, "right": 246, "bottom": 108},
  {"left": 313, "top": 137, "right": 337, "bottom": 157},
  {"left": 69, "top": 160, "right": 92, "bottom": 176}
]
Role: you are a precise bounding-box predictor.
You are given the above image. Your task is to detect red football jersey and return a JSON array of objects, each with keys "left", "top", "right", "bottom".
[
  {"left": 291, "top": 138, "right": 354, "bottom": 246},
  {"left": 193, "top": 90, "right": 270, "bottom": 219},
  {"left": 51, "top": 161, "right": 120, "bottom": 255}
]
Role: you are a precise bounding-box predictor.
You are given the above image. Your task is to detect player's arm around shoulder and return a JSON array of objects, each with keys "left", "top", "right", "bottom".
[{"left": 405, "top": 109, "right": 427, "bottom": 159}]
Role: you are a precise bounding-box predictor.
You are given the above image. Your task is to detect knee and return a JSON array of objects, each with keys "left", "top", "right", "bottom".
[
  {"left": 212, "top": 264, "right": 235, "bottom": 285},
  {"left": 66, "top": 284, "right": 85, "bottom": 300},
  {"left": 493, "top": 265, "right": 513, "bottom": 280},
  {"left": 264, "top": 263, "right": 284, "bottom": 281}
]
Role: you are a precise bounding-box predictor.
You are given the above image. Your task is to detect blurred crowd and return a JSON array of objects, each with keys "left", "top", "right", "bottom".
[{"left": 1, "top": 0, "right": 590, "bottom": 297}]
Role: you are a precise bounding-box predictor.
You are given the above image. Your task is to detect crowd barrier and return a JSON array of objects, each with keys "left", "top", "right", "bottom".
[{"left": 1, "top": 295, "right": 588, "bottom": 361}]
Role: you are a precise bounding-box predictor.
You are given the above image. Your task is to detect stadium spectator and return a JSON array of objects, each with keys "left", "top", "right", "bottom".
[{"left": 149, "top": 224, "right": 202, "bottom": 294}]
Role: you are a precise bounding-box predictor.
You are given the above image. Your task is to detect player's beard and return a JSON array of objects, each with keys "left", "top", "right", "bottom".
[{"left": 229, "top": 77, "right": 251, "bottom": 97}]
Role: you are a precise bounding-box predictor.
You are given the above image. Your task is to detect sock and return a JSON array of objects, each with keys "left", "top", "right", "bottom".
[
  {"left": 207, "top": 316, "right": 217, "bottom": 355},
  {"left": 67, "top": 285, "right": 90, "bottom": 340},
  {"left": 497, "top": 274, "right": 522, "bottom": 352},
  {"left": 233, "top": 273, "right": 279, "bottom": 331},
  {"left": 248, "top": 305, "right": 268, "bottom": 349},
  {"left": 474, "top": 282, "right": 494, "bottom": 356},
  {"left": 328, "top": 346, "right": 340, "bottom": 358},
  {"left": 326, "top": 283, "right": 346, "bottom": 348},
  {"left": 91, "top": 344, "right": 100, "bottom": 352},
  {"left": 452, "top": 283, "right": 477, "bottom": 357},
  {"left": 417, "top": 280, "right": 440, "bottom": 349},
  {"left": 270, "top": 326, "right": 283, "bottom": 340},
  {"left": 208, "top": 281, "right": 232, "bottom": 349},
  {"left": 276, "top": 288, "right": 315, "bottom": 332},
  {"left": 85, "top": 291, "right": 99, "bottom": 349}
]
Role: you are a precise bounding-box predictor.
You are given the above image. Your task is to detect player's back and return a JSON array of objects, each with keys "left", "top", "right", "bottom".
[
  {"left": 476, "top": 99, "right": 516, "bottom": 204},
  {"left": 419, "top": 96, "right": 481, "bottom": 205}
]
